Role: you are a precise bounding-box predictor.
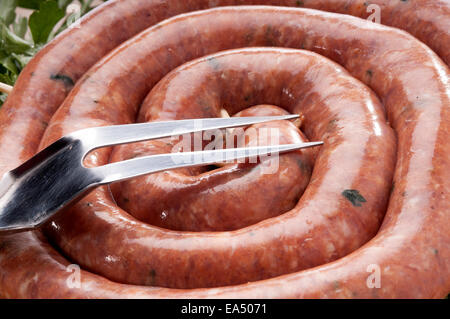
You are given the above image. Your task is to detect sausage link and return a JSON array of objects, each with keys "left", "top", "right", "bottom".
[{"left": 0, "top": 4, "right": 448, "bottom": 298}]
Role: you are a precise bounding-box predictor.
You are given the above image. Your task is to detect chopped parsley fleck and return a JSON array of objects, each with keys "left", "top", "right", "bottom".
[
  {"left": 50, "top": 73, "right": 74, "bottom": 88},
  {"left": 342, "top": 189, "right": 367, "bottom": 207}
]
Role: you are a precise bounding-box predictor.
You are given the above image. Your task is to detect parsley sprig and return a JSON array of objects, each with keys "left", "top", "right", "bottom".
[{"left": 0, "top": 0, "right": 105, "bottom": 106}]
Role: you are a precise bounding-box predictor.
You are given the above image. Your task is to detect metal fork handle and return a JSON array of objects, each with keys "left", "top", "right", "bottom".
[{"left": 0, "top": 139, "right": 99, "bottom": 232}]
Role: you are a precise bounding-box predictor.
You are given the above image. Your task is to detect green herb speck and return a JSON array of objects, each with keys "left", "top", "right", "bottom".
[
  {"left": 148, "top": 269, "right": 157, "bottom": 286},
  {"left": 342, "top": 189, "right": 367, "bottom": 207},
  {"left": 333, "top": 280, "right": 340, "bottom": 289},
  {"left": 206, "top": 56, "right": 220, "bottom": 70},
  {"left": 50, "top": 73, "right": 74, "bottom": 88}
]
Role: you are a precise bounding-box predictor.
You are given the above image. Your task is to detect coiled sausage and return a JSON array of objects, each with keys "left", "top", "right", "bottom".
[{"left": 0, "top": 2, "right": 448, "bottom": 298}]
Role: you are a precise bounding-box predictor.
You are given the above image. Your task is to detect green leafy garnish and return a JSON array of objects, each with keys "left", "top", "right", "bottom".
[
  {"left": 0, "top": 0, "right": 106, "bottom": 106},
  {"left": 342, "top": 189, "right": 367, "bottom": 207},
  {"left": 18, "top": 0, "right": 47, "bottom": 10},
  {"left": 29, "top": 1, "right": 65, "bottom": 45},
  {"left": 0, "top": 0, "right": 18, "bottom": 26}
]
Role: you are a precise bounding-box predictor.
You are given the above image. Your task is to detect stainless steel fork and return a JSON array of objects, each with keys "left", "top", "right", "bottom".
[{"left": 0, "top": 115, "right": 323, "bottom": 233}]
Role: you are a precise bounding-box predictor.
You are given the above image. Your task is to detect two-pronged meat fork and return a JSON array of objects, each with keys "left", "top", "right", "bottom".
[{"left": 0, "top": 115, "right": 322, "bottom": 233}]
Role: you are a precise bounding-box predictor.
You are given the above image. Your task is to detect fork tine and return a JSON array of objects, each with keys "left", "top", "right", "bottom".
[
  {"left": 94, "top": 142, "right": 323, "bottom": 184},
  {"left": 70, "top": 115, "right": 299, "bottom": 151}
]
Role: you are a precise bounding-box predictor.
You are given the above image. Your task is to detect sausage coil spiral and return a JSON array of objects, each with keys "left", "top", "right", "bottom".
[{"left": 0, "top": 0, "right": 448, "bottom": 298}]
